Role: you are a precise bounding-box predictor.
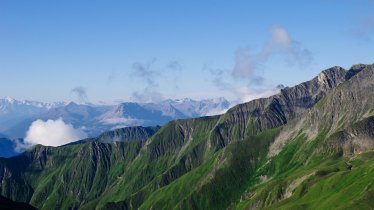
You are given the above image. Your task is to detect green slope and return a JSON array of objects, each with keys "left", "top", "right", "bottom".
[{"left": 0, "top": 64, "right": 373, "bottom": 210}]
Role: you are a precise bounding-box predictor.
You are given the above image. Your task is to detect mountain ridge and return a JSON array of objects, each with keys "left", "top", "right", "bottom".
[{"left": 0, "top": 63, "right": 372, "bottom": 210}]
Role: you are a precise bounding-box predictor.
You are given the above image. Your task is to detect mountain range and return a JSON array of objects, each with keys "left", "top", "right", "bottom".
[
  {"left": 0, "top": 64, "right": 373, "bottom": 209},
  {"left": 0, "top": 97, "right": 231, "bottom": 138},
  {"left": 0, "top": 97, "right": 64, "bottom": 133}
]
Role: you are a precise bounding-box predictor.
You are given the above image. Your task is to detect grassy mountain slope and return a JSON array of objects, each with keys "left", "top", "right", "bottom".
[{"left": 0, "top": 64, "right": 373, "bottom": 210}]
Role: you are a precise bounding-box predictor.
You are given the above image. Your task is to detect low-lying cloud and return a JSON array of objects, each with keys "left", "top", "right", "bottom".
[
  {"left": 205, "top": 107, "right": 230, "bottom": 116},
  {"left": 235, "top": 85, "right": 284, "bottom": 103},
  {"left": 207, "top": 64, "right": 284, "bottom": 103},
  {"left": 24, "top": 118, "right": 87, "bottom": 147},
  {"left": 13, "top": 138, "right": 30, "bottom": 153},
  {"left": 100, "top": 117, "right": 144, "bottom": 126}
]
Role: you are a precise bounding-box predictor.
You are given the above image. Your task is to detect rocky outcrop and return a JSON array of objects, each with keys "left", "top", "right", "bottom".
[
  {"left": 269, "top": 64, "right": 374, "bottom": 157},
  {"left": 210, "top": 65, "right": 360, "bottom": 148},
  {"left": 323, "top": 116, "right": 374, "bottom": 156}
]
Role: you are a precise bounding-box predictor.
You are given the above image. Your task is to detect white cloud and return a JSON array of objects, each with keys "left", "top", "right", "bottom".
[
  {"left": 13, "top": 138, "right": 31, "bottom": 153},
  {"left": 232, "top": 25, "right": 313, "bottom": 82},
  {"left": 235, "top": 86, "right": 282, "bottom": 103},
  {"left": 205, "top": 107, "right": 230, "bottom": 116},
  {"left": 232, "top": 48, "right": 264, "bottom": 84},
  {"left": 271, "top": 26, "right": 291, "bottom": 46},
  {"left": 269, "top": 26, "right": 313, "bottom": 67},
  {"left": 24, "top": 118, "right": 87, "bottom": 147},
  {"left": 100, "top": 117, "right": 144, "bottom": 125}
]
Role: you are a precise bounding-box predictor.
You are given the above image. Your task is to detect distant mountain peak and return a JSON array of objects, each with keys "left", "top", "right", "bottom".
[
  {"left": 66, "top": 101, "right": 78, "bottom": 106},
  {"left": 349, "top": 63, "right": 369, "bottom": 71},
  {"left": 173, "top": 98, "right": 195, "bottom": 103},
  {"left": 4, "top": 96, "right": 16, "bottom": 104}
]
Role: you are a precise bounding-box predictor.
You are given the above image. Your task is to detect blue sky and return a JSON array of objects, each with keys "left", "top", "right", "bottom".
[{"left": 1, "top": 0, "right": 373, "bottom": 103}]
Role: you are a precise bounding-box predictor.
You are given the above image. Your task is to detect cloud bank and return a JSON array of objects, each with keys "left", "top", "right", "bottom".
[{"left": 24, "top": 118, "right": 87, "bottom": 147}]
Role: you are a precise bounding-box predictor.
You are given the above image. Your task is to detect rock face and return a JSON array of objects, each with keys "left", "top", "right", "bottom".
[
  {"left": 325, "top": 116, "right": 374, "bottom": 156},
  {"left": 210, "top": 65, "right": 357, "bottom": 148},
  {"left": 0, "top": 64, "right": 373, "bottom": 210}
]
